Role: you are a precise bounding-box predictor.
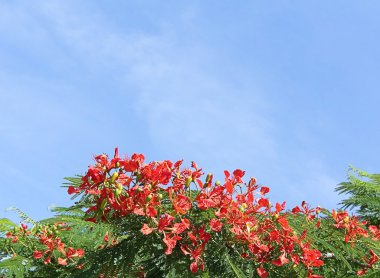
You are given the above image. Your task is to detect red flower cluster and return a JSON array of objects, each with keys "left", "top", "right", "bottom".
[
  {"left": 66, "top": 148, "right": 378, "bottom": 277},
  {"left": 330, "top": 211, "right": 379, "bottom": 276},
  {"left": 5, "top": 223, "right": 29, "bottom": 243},
  {"left": 357, "top": 250, "right": 379, "bottom": 276},
  {"left": 332, "top": 210, "right": 369, "bottom": 244},
  {"left": 32, "top": 224, "right": 85, "bottom": 266},
  {"left": 5, "top": 222, "right": 84, "bottom": 267},
  {"left": 368, "top": 225, "right": 380, "bottom": 241},
  {"left": 292, "top": 201, "right": 321, "bottom": 221}
]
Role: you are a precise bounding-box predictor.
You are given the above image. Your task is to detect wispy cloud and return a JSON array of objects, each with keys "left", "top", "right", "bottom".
[
  {"left": 0, "top": 1, "right": 342, "bottom": 220},
  {"left": 19, "top": 1, "right": 277, "bottom": 165}
]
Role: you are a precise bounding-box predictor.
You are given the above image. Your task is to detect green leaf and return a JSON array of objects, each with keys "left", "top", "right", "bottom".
[
  {"left": 5, "top": 207, "right": 37, "bottom": 225},
  {"left": 202, "top": 271, "right": 210, "bottom": 278},
  {"left": 225, "top": 253, "right": 247, "bottom": 278},
  {"left": 0, "top": 256, "right": 31, "bottom": 277},
  {"left": 0, "top": 218, "right": 17, "bottom": 232}
]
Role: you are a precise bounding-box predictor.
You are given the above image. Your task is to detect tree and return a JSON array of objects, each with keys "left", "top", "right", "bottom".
[
  {"left": 336, "top": 167, "right": 380, "bottom": 226},
  {"left": 1, "top": 149, "right": 379, "bottom": 277}
]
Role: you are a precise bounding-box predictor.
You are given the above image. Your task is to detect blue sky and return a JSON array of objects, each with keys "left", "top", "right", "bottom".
[{"left": 1, "top": 1, "right": 379, "bottom": 222}]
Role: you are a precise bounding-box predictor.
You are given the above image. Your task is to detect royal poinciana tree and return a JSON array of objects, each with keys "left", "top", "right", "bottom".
[{"left": 0, "top": 149, "right": 379, "bottom": 277}]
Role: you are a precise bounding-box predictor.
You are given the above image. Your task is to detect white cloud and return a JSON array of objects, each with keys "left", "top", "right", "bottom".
[
  {"left": 0, "top": 1, "right": 341, "bottom": 215},
  {"left": 4, "top": 1, "right": 274, "bottom": 166}
]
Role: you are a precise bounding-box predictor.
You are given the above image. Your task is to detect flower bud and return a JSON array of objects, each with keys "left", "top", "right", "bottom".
[
  {"left": 115, "top": 183, "right": 123, "bottom": 195},
  {"left": 240, "top": 203, "right": 247, "bottom": 212},
  {"left": 100, "top": 199, "right": 107, "bottom": 211},
  {"left": 110, "top": 172, "right": 119, "bottom": 183},
  {"left": 206, "top": 173, "right": 212, "bottom": 183},
  {"left": 185, "top": 177, "right": 192, "bottom": 188},
  {"left": 145, "top": 194, "right": 153, "bottom": 202},
  {"left": 157, "top": 193, "right": 163, "bottom": 200},
  {"left": 52, "top": 226, "right": 58, "bottom": 235},
  {"left": 315, "top": 206, "right": 321, "bottom": 214},
  {"left": 246, "top": 222, "right": 254, "bottom": 233}
]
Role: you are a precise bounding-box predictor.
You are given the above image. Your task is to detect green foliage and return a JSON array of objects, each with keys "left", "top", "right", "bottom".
[
  {"left": 0, "top": 218, "right": 17, "bottom": 234},
  {"left": 1, "top": 206, "right": 379, "bottom": 277},
  {"left": 0, "top": 256, "right": 31, "bottom": 277},
  {"left": 1, "top": 165, "right": 380, "bottom": 277},
  {"left": 287, "top": 212, "right": 376, "bottom": 278},
  {"left": 5, "top": 207, "right": 37, "bottom": 226},
  {"left": 336, "top": 167, "right": 380, "bottom": 225}
]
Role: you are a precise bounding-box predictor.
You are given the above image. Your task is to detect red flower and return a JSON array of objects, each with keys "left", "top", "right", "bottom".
[
  {"left": 257, "top": 266, "right": 268, "bottom": 278},
  {"left": 43, "top": 255, "right": 51, "bottom": 264},
  {"left": 292, "top": 201, "right": 320, "bottom": 221},
  {"left": 260, "top": 186, "right": 270, "bottom": 195},
  {"left": 33, "top": 250, "right": 44, "bottom": 259},
  {"left": 369, "top": 225, "right": 380, "bottom": 241},
  {"left": 58, "top": 257, "right": 67, "bottom": 266},
  {"left": 277, "top": 216, "right": 291, "bottom": 231},
  {"left": 118, "top": 173, "right": 132, "bottom": 186},
  {"left": 181, "top": 243, "right": 206, "bottom": 274},
  {"left": 76, "top": 249, "right": 85, "bottom": 257},
  {"left": 315, "top": 219, "right": 321, "bottom": 228},
  {"left": 291, "top": 254, "right": 300, "bottom": 265},
  {"left": 66, "top": 247, "right": 85, "bottom": 259},
  {"left": 292, "top": 206, "right": 301, "bottom": 214},
  {"left": 172, "top": 194, "right": 191, "bottom": 215},
  {"left": 356, "top": 250, "right": 378, "bottom": 278},
  {"left": 171, "top": 219, "right": 190, "bottom": 234},
  {"left": 190, "top": 262, "right": 198, "bottom": 273},
  {"left": 157, "top": 214, "right": 175, "bottom": 232},
  {"left": 225, "top": 180, "right": 234, "bottom": 194},
  {"left": 131, "top": 153, "right": 145, "bottom": 165},
  {"left": 163, "top": 233, "right": 181, "bottom": 255},
  {"left": 224, "top": 170, "right": 234, "bottom": 194},
  {"left": 233, "top": 169, "right": 245, "bottom": 183},
  {"left": 67, "top": 186, "right": 79, "bottom": 195},
  {"left": 104, "top": 231, "right": 109, "bottom": 242},
  {"left": 272, "top": 253, "right": 289, "bottom": 266},
  {"left": 275, "top": 201, "right": 286, "bottom": 213},
  {"left": 56, "top": 239, "right": 66, "bottom": 254},
  {"left": 258, "top": 198, "right": 270, "bottom": 209},
  {"left": 368, "top": 249, "right": 378, "bottom": 267},
  {"left": 302, "top": 249, "right": 324, "bottom": 268},
  {"left": 209, "top": 219, "right": 222, "bottom": 232},
  {"left": 196, "top": 192, "right": 217, "bottom": 210}
]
